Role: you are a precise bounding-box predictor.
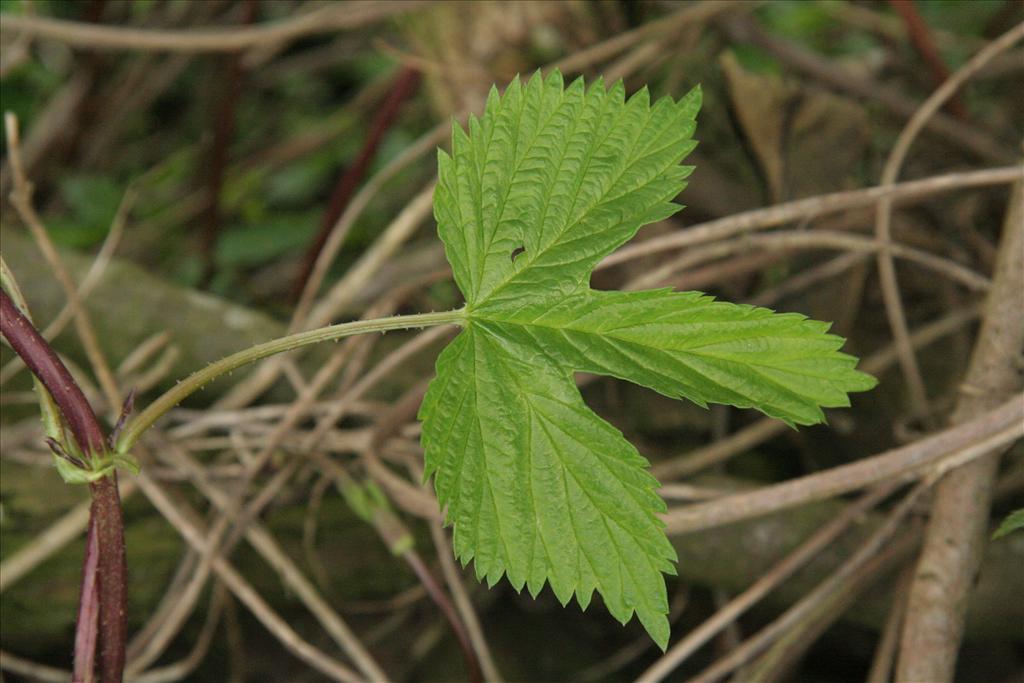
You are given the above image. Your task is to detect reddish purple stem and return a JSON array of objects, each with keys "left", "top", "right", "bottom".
[
  {"left": 1, "top": 290, "right": 127, "bottom": 682},
  {"left": 198, "top": 0, "right": 259, "bottom": 287},
  {"left": 291, "top": 66, "right": 422, "bottom": 300},
  {"left": 73, "top": 521, "right": 101, "bottom": 683}
]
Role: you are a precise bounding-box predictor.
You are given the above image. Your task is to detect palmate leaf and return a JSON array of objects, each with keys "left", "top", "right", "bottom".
[{"left": 419, "top": 70, "right": 876, "bottom": 648}]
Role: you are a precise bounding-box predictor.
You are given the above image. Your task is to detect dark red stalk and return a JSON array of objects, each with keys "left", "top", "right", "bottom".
[
  {"left": 290, "top": 65, "right": 422, "bottom": 300},
  {"left": 403, "top": 548, "right": 483, "bottom": 683},
  {"left": 199, "top": 0, "right": 258, "bottom": 287},
  {"left": 889, "top": 0, "right": 969, "bottom": 120},
  {"left": 373, "top": 511, "right": 483, "bottom": 683},
  {"left": 0, "top": 290, "right": 127, "bottom": 682}
]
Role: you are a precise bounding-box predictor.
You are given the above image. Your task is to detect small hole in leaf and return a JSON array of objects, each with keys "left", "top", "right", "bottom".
[{"left": 511, "top": 245, "right": 526, "bottom": 262}]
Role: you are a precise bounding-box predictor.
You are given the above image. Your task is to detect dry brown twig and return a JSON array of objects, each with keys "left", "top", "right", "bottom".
[
  {"left": 136, "top": 440, "right": 388, "bottom": 682},
  {"left": 4, "top": 113, "right": 123, "bottom": 414},
  {"left": 0, "top": 184, "right": 132, "bottom": 386},
  {"left": 132, "top": 471, "right": 366, "bottom": 683},
  {"left": 600, "top": 165, "right": 1021, "bottom": 269},
  {"left": 676, "top": 481, "right": 930, "bottom": 683},
  {"left": 626, "top": 229, "right": 991, "bottom": 293},
  {"left": 664, "top": 393, "right": 1023, "bottom": 535},
  {"left": 638, "top": 482, "right": 901, "bottom": 681},
  {"left": 873, "top": 22, "right": 1024, "bottom": 425},
  {"left": 0, "top": 2, "right": 428, "bottom": 53},
  {"left": 895, "top": 178, "right": 1024, "bottom": 681}
]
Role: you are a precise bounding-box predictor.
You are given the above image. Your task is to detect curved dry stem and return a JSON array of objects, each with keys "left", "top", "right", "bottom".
[
  {"left": 663, "top": 394, "right": 1023, "bottom": 534},
  {"left": 625, "top": 230, "right": 990, "bottom": 292},
  {"left": 0, "top": 186, "right": 131, "bottom": 387},
  {"left": 0, "top": 2, "right": 427, "bottom": 52},
  {"left": 638, "top": 483, "right": 899, "bottom": 682},
  {"left": 896, "top": 178, "right": 1024, "bottom": 681},
  {"left": 132, "top": 472, "right": 365, "bottom": 683},
  {"left": 873, "top": 23, "right": 1024, "bottom": 424},
  {"left": 681, "top": 481, "right": 930, "bottom": 683},
  {"left": 4, "top": 113, "right": 122, "bottom": 414},
  {"left": 599, "top": 166, "right": 1021, "bottom": 269}
]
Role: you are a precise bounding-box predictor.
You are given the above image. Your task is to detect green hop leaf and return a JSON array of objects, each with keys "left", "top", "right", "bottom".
[
  {"left": 419, "top": 70, "right": 876, "bottom": 648},
  {"left": 992, "top": 508, "right": 1024, "bottom": 540}
]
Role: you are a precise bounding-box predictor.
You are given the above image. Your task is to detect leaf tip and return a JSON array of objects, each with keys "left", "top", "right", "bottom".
[
  {"left": 640, "top": 612, "right": 671, "bottom": 651},
  {"left": 679, "top": 83, "right": 703, "bottom": 116}
]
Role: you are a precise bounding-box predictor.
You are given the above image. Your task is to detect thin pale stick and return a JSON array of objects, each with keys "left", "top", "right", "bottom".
[
  {"left": 638, "top": 483, "right": 899, "bottom": 682},
  {"left": 4, "top": 113, "right": 122, "bottom": 413},
  {"left": 599, "top": 166, "right": 1020, "bottom": 269},
  {"left": 132, "top": 472, "right": 364, "bottom": 683},
  {"left": 664, "top": 394, "right": 1023, "bottom": 534},
  {"left": 682, "top": 481, "right": 931, "bottom": 683},
  {"left": 162, "top": 443, "right": 390, "bottom": 682},
  {"left": 873, "top": 23, "right": 1024, "bottom": 423},
  {"left": 0, "top": 2, "right": 428, "bottom": 52},
  {"left": 0, "top": 186, "right": 132, "bottom": 387},
  {"left": 428, "top": 523, "right": 505, "bottom": 682},
  {"left": 627, "top": 230, "right": 989, "bottom": 294}
]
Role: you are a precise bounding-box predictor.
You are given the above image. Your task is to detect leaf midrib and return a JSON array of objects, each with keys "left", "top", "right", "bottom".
[
  {"left": 477, "top": 311, "right": 838, "bottom": 366},
  {"left": 475, "top": 313, "right": 847, "bottom": 423}
]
